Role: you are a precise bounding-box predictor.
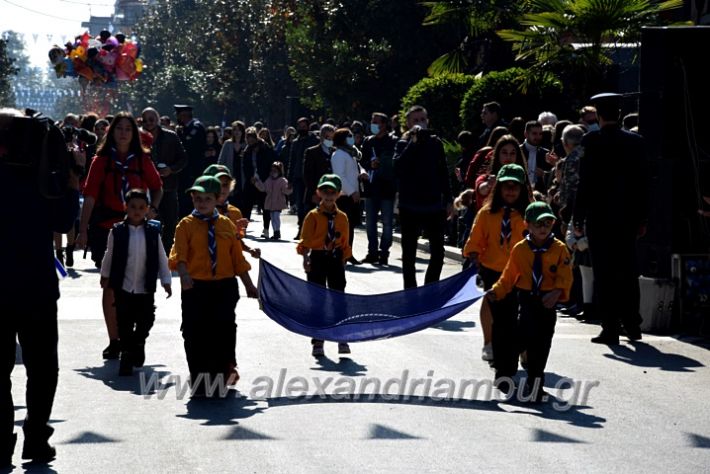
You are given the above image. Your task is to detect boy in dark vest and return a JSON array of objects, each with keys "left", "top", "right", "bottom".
[{"left": 100, "top": 189, "right": 172, "bottom": 376}]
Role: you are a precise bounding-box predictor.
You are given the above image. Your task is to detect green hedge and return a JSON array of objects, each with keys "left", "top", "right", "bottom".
[
  {"left": 400, "top": 73, "right": 477, "bottom": 140},
  {"left": 459, "top": 68, "right": 565, "bottom": 135}
]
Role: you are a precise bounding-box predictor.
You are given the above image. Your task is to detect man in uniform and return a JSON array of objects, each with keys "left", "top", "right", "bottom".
[
  {"left": 174, "top": 104, "right": 207, "bottom": 216},
  {"left": 573, "top": 93, "right": 649, "bottom": 344},
  {"left": 141, "top": 107, "right": 188, "bottom": 253}
]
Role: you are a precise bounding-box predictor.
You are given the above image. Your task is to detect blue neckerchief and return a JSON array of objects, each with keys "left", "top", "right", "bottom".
[
  {"left": 500, "top": 206, "right": 512, "bottom": 246},
  {"left": 111, "top": 148, "right": 136, "bottom": 204},
  {"left": 191, "top": 209, "right": 219, "bottom": 275},
  {"left": 526, "top": 233, "right": 554, "bottom": 295}
]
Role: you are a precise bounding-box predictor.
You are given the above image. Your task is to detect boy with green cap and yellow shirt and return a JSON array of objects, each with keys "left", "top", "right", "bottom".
[
  {"left": 297, "top": 174, "right": 352, "bottom": 357},
  {"left": 487, "top": 201, "right": 573, "bottom": 401},
  {"left": 169, "top": 175, "right": 258, "bottom": 397}
]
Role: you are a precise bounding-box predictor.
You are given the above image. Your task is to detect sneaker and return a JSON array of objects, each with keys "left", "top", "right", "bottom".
[
  {"left": 481, "top": 343, "right": 494, "bottom": 361},
  {"left": 347, "top": 256, "right": 361, "bottom": 265},
  {"left": 102, "top": 339, "right": 120, "bottom": 360},
  {"left": 261, "top": 229, "right": 269, "bottom": 239},
  {"left": 311, "top": 341, "right": 324, "bottom": 357},
  {"left": 361, "top": 254, "right": 379, "bottom": 264},
  {"left": 338, "top": 342, "right": 351, "bottom": 354}
]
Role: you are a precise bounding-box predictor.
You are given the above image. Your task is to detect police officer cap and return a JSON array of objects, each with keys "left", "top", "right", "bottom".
[
  {"left": 590, "top": 92, "right": 622, "bottom": 106},
  {"left": 174, "top": 104, "right": 193, "bottom": 113}
]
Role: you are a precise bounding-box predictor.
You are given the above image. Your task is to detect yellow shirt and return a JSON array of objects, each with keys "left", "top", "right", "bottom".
[
  {"left": 169, "top": 214, "right": 251, "bottom": 281},
  {"left": 492, "top": 237, "right": 573, "bottom": 302},
  {"left": 463, "top": 206, "right": 526, "bottom": 272},
  {"left": 297, "top": 205, "right": 352, "bottom": 262}
]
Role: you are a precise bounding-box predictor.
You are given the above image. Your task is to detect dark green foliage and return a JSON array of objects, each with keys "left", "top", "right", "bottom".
[
  {"left": 0, "top": 37, "right": 18, "bottom": 106},
  {"left": 400, "top": 73, "right": 477, "bottom": 140},
  {"left": 459, "top": 68, "right": 565, "bottom": 134}
]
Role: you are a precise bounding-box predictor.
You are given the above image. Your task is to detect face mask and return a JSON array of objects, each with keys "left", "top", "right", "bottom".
[
  {"left": 413, "top": 122, "right": 427, "bottom": 131},
  {"left": 370, "top": 123, "right": 380, "bottom": 135},
  {"left": 323, "top": 139, "right": 333, "bottom": 148},
  {"left": 346, "top": 136, "right": 355, "bottom": 147},
  {"left": 586, "top": 123, "right": 600, "bottom": 132}
]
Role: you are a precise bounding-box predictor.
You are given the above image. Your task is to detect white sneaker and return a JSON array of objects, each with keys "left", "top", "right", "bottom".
[{"left": 481, "top": 344, "right": 494, "bottom": 361}]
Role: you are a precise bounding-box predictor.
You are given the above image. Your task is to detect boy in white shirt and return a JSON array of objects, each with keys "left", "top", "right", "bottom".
[{"left": 100, "top": 189, "right": 172, "bottom": 376}]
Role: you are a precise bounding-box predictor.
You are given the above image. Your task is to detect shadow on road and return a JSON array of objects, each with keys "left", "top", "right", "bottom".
[
  {"left": 74, "top": 362, "right": 173, "bottom": 396},
  {"left": 603, "top": 341, "right": 705, "bottom": 372},
  {"left": 177, "top": 393, "right": 266, "bottom": 427},
  {"left": 312, "top": 356, "right": 367, "bottom": 376},
  {"left": 266, "top": 393, "right": 605, "bottom": 429},
  {"left": 432, "top": 320, "right": 476, "bottom": 332}
]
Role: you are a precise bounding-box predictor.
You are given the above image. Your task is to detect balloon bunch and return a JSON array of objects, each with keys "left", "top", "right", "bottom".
[{"left": 48, "top": 30, "right": 144, "bottom": 87}]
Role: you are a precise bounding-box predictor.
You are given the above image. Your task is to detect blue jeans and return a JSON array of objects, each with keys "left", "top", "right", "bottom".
[{"left": 365, "top": 197, "right": 394, "bottom": 257}]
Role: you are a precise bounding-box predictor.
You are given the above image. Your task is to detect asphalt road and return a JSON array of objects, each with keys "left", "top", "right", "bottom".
[{"left": 7, "top": 213, "right": 710, "bottom": 473}]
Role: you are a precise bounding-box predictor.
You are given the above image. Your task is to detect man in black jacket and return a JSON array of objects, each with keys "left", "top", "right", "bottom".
[
  {"left": 174, "top": 104, "right": 207, "bottom": 216},
  {"left": 394, "top": 106, "right": 454, "bottom": 288},
  {"left": 303, "top": 124, "right": 334, "bottom": 215},
  {"left": 361, "top": 113, "right": 398, "bottom": 265},
  {"left": 288, "top": 117, "right": 319, "bottom": 238},
  {"left": 0, "top": 109, "right": 81, "bottom": 467},
  {"left": 141, "top": 107, "right": 188, "bottom": 253},
  {"left": 573, "top": 93, "right": 648, "bottom": 345},
  {"left": 520, "top": 120, "right": 552, "bottom": 194}
]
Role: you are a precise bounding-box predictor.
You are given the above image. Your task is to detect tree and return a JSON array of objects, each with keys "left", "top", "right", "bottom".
[
  {"left": 420, "top": 0, "right": 522, "bottom": 75},
  {"left": 285, "top": 0, "right": 447, "bottom": 119},
  {"left": 0, "top": 34, "right": 19, "bottom": 106},
  {"left": 497, "top": 0, "right": 683, "bottom": 101}
]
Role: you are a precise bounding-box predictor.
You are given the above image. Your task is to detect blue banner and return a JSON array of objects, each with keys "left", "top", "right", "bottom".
[{"left": 257, "top": 259, "right": 482, "bottom": 342}]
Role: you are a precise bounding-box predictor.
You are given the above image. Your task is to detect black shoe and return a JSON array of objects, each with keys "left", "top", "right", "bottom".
[
  {"left": 1, "top": 433, "right": 16, "bottom": 468},
  {"left": 65, "top": 244, "right": 75, "bottom": 267},
  {"left": 21, "top": 425, "right": 55, "bottom": 464},
  {"left": 55, "top": 250, "right": 64, "bottom": 267},
  {"left": 119, "top": 352, "right": 133, "bottom": 376},
  {"left": 270, "top": 231, "right": 281, "bottom": 240},
  {"left": 132, "top": 344, "right": 145, "bottom": 368},
  {"left": 378, "top": 254, "right": 389, "bottom": 266},
  {"left": 347, "top": 256, "right": 361, "bottom": 265},
  {"left": 624, "top": 327, "right": 642, "bottom": 341},
  {"left": 494, "top": 375, "right": 516, "bottom": 396},
  {"left": 361, "top": 254, "right": 379, "bottom": 264},
  {"left": 293, "top": 231, "right": 301, "bottom": 240},
  {"left": 591, "top": 332, "right": 620, "bottom": 345},
  {"left": 102, "top": 339, "right": 120, "bottom": 360}
]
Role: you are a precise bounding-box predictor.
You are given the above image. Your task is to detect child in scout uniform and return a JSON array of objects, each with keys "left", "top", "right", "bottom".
[
  {"left": 297, "top": 174, "right": 352, "bottom": 357},
  {"left": 100, "top": 189, "right": 173, "bottom": 376},
  {"left": 463, "top": 164, "right": 530, "bottom": 367},
  {"left": 487, "top": 201, "right": 573, "bottom": 401},
  {"left": 203, "top": 164, "right": 261, "bottom": 259},
  {"left": 169, "top": 175, "right": 258, "bottom": 397}
]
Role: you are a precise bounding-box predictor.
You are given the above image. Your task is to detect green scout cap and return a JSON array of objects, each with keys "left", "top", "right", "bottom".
[
  {"left": 203, "top": 164, "right": 233, "bottom": 180},
  {"left": 525, "top": 201, "right": 557, "bottom": 223},
  {"left": 317, "top": 173, "right": 342, "bottom": 192},
  {"left": 186, "top": 175, "right": 221, "bottom": 195},
  {"left": 496, "top": 163, "right": 526, "bottom": 184}
]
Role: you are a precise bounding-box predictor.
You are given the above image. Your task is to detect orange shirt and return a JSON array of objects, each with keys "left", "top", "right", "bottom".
[
  {"left": 492, "top": 237, "right": 573, "bottom": 302},
  {"left": 169, "top": 213, "right": 251, "bottom": 281},
  {"left": 297, "top": 205, "right": 352, "bottom": 262},
  {"left": 219, "top": 203, "right": 245, "bottom": 239},
  {"left": 463, "top": 206, "right": 526, "bottom": 272}
]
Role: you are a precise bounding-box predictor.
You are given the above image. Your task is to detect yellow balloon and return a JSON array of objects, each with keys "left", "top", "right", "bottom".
[{"left": 135, "top": 58, "right": 143, "bottom": 72}]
